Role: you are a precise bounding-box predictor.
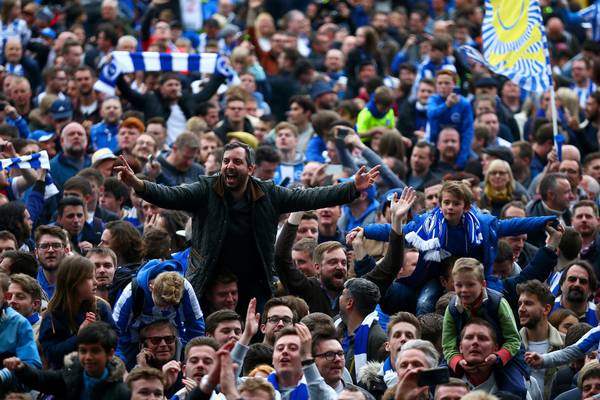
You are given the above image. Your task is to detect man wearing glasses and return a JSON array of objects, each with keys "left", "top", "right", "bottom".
[
  {"left": 33, "top": 225, "right": 69, "bottom": 299},
  {"left": 312, "top": 331, "right": 374, "bottom": 399},
  {"left": 260, "top": 297, "right": 296, "bottom": 346},
  {"left": 136, "top": 320, "right": 178, "bottom": 370}
]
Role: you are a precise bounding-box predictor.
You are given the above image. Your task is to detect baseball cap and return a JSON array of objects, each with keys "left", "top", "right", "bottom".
[
  {"left": 92, "top": 148, "right": 117, "bottom": 167},
  {"left": 40, "top": 27, "right": 56, "bottom": 40},
  {"left": 475, "top": 76, "right": 499, "bottom": 88},
  {"left": 30, "top": 130, "right": 54, "bottom": 142},
  {"left": 310, "top": 80, "right": 335, "bottom": 99},
  {"left": 482, "top": 145, "right": 514, "bottom": 164},
  {"left": 50, "top": 99, "right": 73, "bottom": 120}
]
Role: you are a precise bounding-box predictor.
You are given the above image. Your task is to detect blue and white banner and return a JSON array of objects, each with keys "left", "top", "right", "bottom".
[
  {"left": 0, "top": 150, "right": 59, "bottom": 199},
  {"left": 94, "top": 51, "right": 235, "bottom": 96}
]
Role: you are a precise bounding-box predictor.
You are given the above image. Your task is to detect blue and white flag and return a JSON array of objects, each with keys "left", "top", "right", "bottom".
[
  {"left": 461, "top": 0, "right": 552, "bottom": 93},
  {"left": 0, "top": 150, "right": 59, "bottom": 199},
  {"left": 94, "top": 51, "right": 235, "bottom": 96}
]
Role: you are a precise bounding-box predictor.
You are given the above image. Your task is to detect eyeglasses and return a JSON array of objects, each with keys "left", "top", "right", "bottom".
[
  {"left": 267, "top": 316, "right": 293, "bottom": 325},
  {"left": 315, "top": 351, "right": 345, "bottom": 361},
  {"left": 489, "top": 170, "right": 508, "bottom": 176},
  {"left": 144, "top": 335, "right": 176, "bottom": 346},
  {"left": 38, "top": 242, "right": 64, "bottom": 250}
]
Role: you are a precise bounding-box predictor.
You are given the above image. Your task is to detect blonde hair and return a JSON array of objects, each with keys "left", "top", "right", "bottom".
[
  {"left": 451, "top": 257, "right": 485, "bottom": 281},
  {"left": 239, "top": 377, "right": 276, "bottom": 399},
  {"left": 248, "top": 364, "right": 275, "bottom": 378},
  {"left": 152, "top": 272, "right": 184, "bottom": 305},
  {"left": 461, "top": 391, "right": 498, "bottom": 400},
  {"left": 557, "top": 87, "right": 580, "bottom": 124},
  {"left": 485, "top": 159, "right": 515, "bottom": 190}
]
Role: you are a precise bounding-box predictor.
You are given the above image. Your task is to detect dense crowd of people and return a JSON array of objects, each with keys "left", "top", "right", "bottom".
[{"left": 0, "top": 0, "right": 600, "bottom": 399}]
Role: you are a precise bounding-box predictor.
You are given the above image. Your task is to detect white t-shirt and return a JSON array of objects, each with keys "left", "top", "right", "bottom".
[
  {"left": 528, "top": 339, "right": 550, "bottom": 390},
  {"left": 167, "top": 103, "right": 187, "bottom": 145}
]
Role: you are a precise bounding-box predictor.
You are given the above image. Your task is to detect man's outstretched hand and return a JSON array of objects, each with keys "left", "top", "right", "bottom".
[
  {"left": 113, "top": 155, "right": 145, "bottom": 192},
  {"left": 354, "top": 165, "right": 380, "bottom": 192}
]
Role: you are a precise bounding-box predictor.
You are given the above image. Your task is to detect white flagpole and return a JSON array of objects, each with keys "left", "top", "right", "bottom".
[{"left": 549, "top": 83, "right": 564, "bottom": 161}]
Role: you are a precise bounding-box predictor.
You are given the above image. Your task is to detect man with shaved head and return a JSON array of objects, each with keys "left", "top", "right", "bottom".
[{"left": 49, "top": 122, "right": 91, "bottom": 189}]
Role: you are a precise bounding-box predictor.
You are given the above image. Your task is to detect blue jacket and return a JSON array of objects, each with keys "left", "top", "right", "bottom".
[
  {"left": 363, "top": 209, "right": 557, "bottom": 291},
  {"left": 305, "top": 135, "right": 327, "bottom": 163},
  {"left": 90, "top": 121, "right": 119, "bottom": 152},
  {"left": 426, "top": 94, "right": 474, "bottom": 169},
  {"left": 112, "top": 259, "right": 204, "bottom": 369},
  {"left": 0, "top": 305, "right": 41, "bottom": 368},
  {"left": 38, "top": 300, "right": 117, "bottom": 369},
  {"left": 49, "top": 152, "right": 92, "bottom": 190}
]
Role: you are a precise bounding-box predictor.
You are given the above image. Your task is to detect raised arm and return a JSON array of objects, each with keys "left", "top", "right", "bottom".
[
  {"left": 274, "top": 212, "right": 316, "bottom": 297},
  {"left": 363, "top": 188, "right": 416, "bottom": 298},
  {"left": 274, "top": 165, "right": 379, "bottom": 213},
  {"left": 114, "top": 155, "right": 206, "bottom": 212}
]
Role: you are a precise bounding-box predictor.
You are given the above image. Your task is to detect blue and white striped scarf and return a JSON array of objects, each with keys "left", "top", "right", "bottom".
[
  {"left": 267, "top": 372, "right": 308, "bottom": 400},
  {"left": 405, "top": 207, "right": 483, "bottom": 262},
  {"left": 341, "top": 310, "right": 379, "bottom": 381},
  {"left": 94, "top": 51, "right": 235, "bottom": 96},
  {"left": 0, "top": 150, "right": 59, "bottom": 199}
]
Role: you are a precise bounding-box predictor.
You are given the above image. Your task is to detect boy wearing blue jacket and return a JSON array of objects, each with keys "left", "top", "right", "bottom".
[
  {"left": 112, "top": 259, "right": 205, "bottom": 369},
  {"left": 426, "top": 70, "right": 473, "bottom": 169},
  {"left": 0, "top": 272, "right": 41, "bottom": 395},
  {"left": 363, "top": 181, "right": 557, "bottom": 313}
]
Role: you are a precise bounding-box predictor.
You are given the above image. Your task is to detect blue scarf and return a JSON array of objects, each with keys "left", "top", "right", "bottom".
[
  {"left": 267, "top": 372, "right": 308, "bottom": 400},
  {"left": 405, "top": 208, "right": 483, "bottom": 262},
  {"left": 341, "top": 311, "right": 378, "bottom": 381},
  {"left": 366, "top": 95, "right": 388, "bottom": 119}
]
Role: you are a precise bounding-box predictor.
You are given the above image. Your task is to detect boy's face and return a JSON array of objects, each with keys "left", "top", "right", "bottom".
[
  {"left": 130, "top": 378, "right": 164, "bottom": 400},
  {"left": 375, "top": 102, "right": 391, "bottom": 114},
  {"left": 7, "top": 282, "right": 38, "bottom": 317},
  {"left": 78, "top": 343, "right": 114, "bottom": 378},
  {"left": 440, "top": 192, "right": 467, "bottom": 225},
  {"left": 453, "top": 271, "right": 484, "bottom": 306}
]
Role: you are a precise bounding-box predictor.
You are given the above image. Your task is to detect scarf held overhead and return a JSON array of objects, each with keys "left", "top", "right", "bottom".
[
  {"left": 94, "top": 51, "right": 235, "bottom": 96},
  {"left": 404, "top": 208, "right": 483, "bottom": 262}
]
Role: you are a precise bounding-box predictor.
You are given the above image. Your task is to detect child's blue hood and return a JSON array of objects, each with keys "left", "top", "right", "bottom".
[{"left": 135, "top": 259, "right": 184, "bottom": 297}]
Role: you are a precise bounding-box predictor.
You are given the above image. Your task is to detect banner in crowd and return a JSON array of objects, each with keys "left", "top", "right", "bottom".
[
  {"left": 94, "top": 51, "right": 234, "bottom": 96},
  {"left": 0, "top": 150, "right": 59, "bottom": 199},
  {"left": 462, "top": 0, "right": 552, "bottom": 93}
]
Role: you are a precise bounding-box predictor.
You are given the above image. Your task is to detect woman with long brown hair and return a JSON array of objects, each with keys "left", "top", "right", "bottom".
[{"left": 38, "top": 255, "right": 117, "bottom": 369}]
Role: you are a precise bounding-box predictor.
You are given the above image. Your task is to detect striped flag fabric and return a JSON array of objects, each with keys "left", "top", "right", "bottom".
[
  {"left": 0, "top": 150, "right": 59, "bottom": 199},
  {"left": 94, "top": 51, "right": 235, "bottom": 96},
  {"left": 464, "top": 0, "right": 552, "bottom": 93}
]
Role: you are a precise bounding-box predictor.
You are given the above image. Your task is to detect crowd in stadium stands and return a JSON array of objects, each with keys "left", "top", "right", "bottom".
[{"left": 1, "top": 0, "right": 600, "bottom": 399}]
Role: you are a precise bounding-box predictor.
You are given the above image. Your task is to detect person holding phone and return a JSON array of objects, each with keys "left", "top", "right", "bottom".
[{"left": 426, "top": 69, "right": 474, "bottom": 170}]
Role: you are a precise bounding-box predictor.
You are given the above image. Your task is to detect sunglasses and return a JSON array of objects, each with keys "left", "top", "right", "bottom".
[{"left": 143, "top": 335, "right": 176, "bottom": 346}]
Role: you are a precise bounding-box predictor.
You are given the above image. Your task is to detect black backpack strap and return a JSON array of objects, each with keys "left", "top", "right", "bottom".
[{"left": 131, "top": 279, "right": 145, "bottom": 321}]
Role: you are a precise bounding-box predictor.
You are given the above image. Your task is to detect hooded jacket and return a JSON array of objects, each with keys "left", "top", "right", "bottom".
[
  {"left": 112, "top": 259, "right": 204, "bottom": 369},
  {"left": 15, "top": 352, "right": 130, "bottom": 400},
  {"left": 39, "top": 299, "right": 117, "bottom": 369}
]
